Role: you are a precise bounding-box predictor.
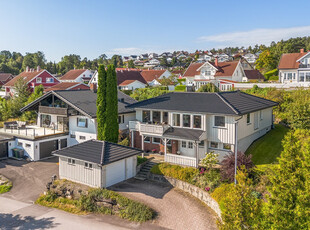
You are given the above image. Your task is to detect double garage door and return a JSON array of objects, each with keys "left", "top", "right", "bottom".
[
  {"left": 39, "top": 139, "right": 67, "bottom": 159},
  {"left": 105, "top": 157, "right": 135, "bottom": 187}
]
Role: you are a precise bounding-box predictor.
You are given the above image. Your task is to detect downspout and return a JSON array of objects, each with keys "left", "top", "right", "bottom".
[{"left": 234, "top": 115, "right": 243, "bottom": 185}]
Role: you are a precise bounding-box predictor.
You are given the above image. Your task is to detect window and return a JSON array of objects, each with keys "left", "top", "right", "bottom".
[
  {"left": 79, "top": 136, "right": 86, "bottom": 140},
  {"left": 144, "top": 136, "right": 150, "bottom": 143},
  {"left": 300, "top": 72, "right": 305, "bottom": 82},
  {"left": 70, "top": 134, "right": 76, "bottom": 138},
  {"left": 246, "top": 113, "right": 251, "bottom": 124},
  {"left": 72, "top": 159, "right": 75, "bottom": 164},
  {"left": 77, "top": 118, "right": 88, "bottom": 128},
  {"left": 223, "top": 143, "right": 232, "bottom": 150},
  {"left": 17, "top": 142, "right": 23, "bottom": 147},
  {"left": 199, "top": 141, "right": 204, "bottom": 148},
  {"left": 181, "top": 141, "right": 187, "bottom": 148},
  {"left": 41, "top": 114, "right": 51, "bottom": 127},
  {"left": 142, "top": 110, "right": 151, "bottom": 122},
  {"left": 206, "top": 70, "right": 211, "bottom": 75},
  {"left": 152, "top": 111, "right": 161, "bottom": 123},
  {"left": 162, "top": 112, "right": 168, "bottom": 124},
  {"left": 183, "top": 114, "right": 191, "bottom": 128},
  {"left": 210, "top": 142, "right": 218, "bottom": 149},
  {"left": 25, "top": 144, "right": 31, "bottom": 148},
  {"left": 214, "top": 116, "right": 225, "bottom": 127},
  {"left": 36, "top": 77, "right": 42, "bottom": 83},
  {"left": 152, "top": 137, "right": 160, "bottom": 144},
  {"left": 68, "top": 158, "right": 71, "bottom": 164},
  {"left": 46, "top": 78, "right": 54, "bottom": 83},
  {"left": 188, "top": 142, "right": 193, "bottom": 149},
  {"left": 68, "top": 158, "right": 75, "bottom": 165},
  {"left": 118, "top": 115, "right": 124, "bottom": 124},
  {"left": 84, "top": 162, "right": 93, "bottom": 169},
  {"left": 85, "top": 162, "right": 88, "bottom": 167},
  {"left": 306, "top": 72, "right": 310, "bottom": 82},
  {"left": 193, "top": 115, "right": 202, "bottom": 129},
  {"left": 172, "top": 114, "right": 181, "bottom": 127}
]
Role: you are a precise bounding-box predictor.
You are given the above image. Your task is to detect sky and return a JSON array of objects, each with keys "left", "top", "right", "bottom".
[{"left": 1, "top": 0, "right": 310, "bottom": 62}]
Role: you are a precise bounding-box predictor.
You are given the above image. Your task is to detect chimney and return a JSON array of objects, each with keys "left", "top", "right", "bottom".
[
  {"left": 37, "top": 66, "right": 40, "bottom": 72},
  {"left": 300, "top": 49, "right": 304, "bottom": 53},
  {"left": 215, "top": 57, "right": 218, "bottom": 67},
  {"left": 26, "top": 66, "right": 29, "bottom": 72},
  {"left": 90, "top": 83, "right": 97, "bottom": 93}
]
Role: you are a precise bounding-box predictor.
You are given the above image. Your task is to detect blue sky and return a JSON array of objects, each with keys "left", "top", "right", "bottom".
[{"left": 1, "top": 0, "right": 310, "bottom": 61}]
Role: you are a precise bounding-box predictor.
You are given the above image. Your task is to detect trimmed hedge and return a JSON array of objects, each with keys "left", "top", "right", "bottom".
[
  {"left": 174, "top": 85, "right": 186, "bottom": 92},
  {"left": 264, "top": 69, "right": 278, "bottom": 80}
]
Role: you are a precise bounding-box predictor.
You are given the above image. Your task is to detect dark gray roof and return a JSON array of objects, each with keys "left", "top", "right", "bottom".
[
  {"left": 163, "top": 127, "right": 205, "bottom": 141},
  {"left": 52, "top": 139, "right": 142, "bottom": 165},
  {"left": 21, "top": 89, "right": 137, "bottom": 118},
  {"left": 128, "top": 91, "right": 277, "bottom": 115}
]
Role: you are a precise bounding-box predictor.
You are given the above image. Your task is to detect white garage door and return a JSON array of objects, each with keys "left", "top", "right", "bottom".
[
  {"left": 106, "top": 160, "right": 126, "bottom": 187},
  {"left": 126, "top": 157, "right": 134, "bottom": 179}
]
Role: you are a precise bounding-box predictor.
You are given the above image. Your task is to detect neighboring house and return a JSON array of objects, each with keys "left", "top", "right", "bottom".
[
  {"left": 144, "top": 59, "right": 160, "bottom": 68},
  {"left": 140, "top": 69, "right": 172, "bottom": 86},
  {"left": 138, "top": 54, "right": 148, "bottom": 60},
  {"left": 198, "top": 54, "right": 212, "bottom": 62},
  {"left": 243, "top": 53, "right": 258, "bottom": 65},
  {"left": 118, "top": 80, "right": 147, "bottom": 90},
  {"left": 148, "top": 53, "right": 158, "bottom": 59},
  {"left": 183, "top": 59, "right": 246, "bottom": 91},
  {"left": 0, "top": 89, "right": 136, "bottom": 161},
  {"left": 243, "top": 70, "right": 265, "bottom": 82},
  {"left": 128, "top": 91, "right": 277, "bottom": 167},
  {"left": 278, "top": 49, "right": 310, "bottom": 83},
  {"left": 53, "top": 139, "right": 141, "bottom": 188},
  {"left": 0, "top": 73, "right": 14, "bottom": 87},
  {"left": 214, "top": 53, "right": 230, "bottom": 62},
  {"left": 44, "top": 82, "right": 90, "bottom": 92},
  {"left": 4, "top": 66, "right": 59, "bottom": 96},
  {"left": 59, "top": 69, "right": 94, "bottom": 83}
]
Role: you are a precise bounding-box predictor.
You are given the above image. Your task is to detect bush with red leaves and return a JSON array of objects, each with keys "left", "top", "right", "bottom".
[{"left": 221, "top": 151, "right": 254, "bottom": 182}]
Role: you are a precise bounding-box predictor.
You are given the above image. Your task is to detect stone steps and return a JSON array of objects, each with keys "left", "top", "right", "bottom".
[{"left": 135, "top": 161, "right": 157, "bottom": 180}]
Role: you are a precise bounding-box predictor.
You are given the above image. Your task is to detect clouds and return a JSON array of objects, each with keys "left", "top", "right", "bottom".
[
  {"left": 197, "top": 26, "right": 310, "bottom": 47},
  {"left": 107, "top": 47, "right": 145, "bottom": 56}
]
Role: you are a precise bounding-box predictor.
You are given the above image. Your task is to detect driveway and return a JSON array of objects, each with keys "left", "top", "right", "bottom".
[
  {"left": 0, "top": 157, "right": 59, "bottom": 203},
  {"left": 110, "top": 179, "right": 218, "bottom": 230}
]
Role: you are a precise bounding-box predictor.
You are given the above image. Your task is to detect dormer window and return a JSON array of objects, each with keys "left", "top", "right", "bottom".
[{"left": 36, "top": 77, "right": 42, "bottom": 83}]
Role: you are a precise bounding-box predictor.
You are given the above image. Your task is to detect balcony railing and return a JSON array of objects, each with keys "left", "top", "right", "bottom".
[
  {"left": 129, "top": 121, "right": 169, "bottom": 135},
  {"left": 165, "top": 154, "right": 197, "bottom": 167},
  {"left": 39, "top": 106, "right": 68, "bottom": 116}
]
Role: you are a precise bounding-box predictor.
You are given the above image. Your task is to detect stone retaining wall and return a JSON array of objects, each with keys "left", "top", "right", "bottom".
[{"left": 148, "top": 173, "right": 221, "bottom": 219}]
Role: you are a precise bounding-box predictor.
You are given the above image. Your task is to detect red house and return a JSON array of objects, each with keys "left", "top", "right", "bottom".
[{"left": 4, "top": 66, "right": 60, "bottom": 96}]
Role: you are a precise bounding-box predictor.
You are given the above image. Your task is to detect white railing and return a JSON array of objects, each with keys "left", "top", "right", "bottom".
[
  {"left": 165, "top": 154, "right": 197, "bottom": 167},
  {"left": 129, "top": 121, "right": 168, "bottom": 135},
  {"left": 0, "top": 126, "right": 64, "bottom": 139},
  {"left": 233, "top": 82, "right": 310, "bottom": 89}
]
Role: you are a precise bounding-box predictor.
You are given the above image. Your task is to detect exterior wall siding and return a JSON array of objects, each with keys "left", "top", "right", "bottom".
[
  {"left": 207, "top": 115, "right": 235, "bottom": 144},
  {"left": 59, "top": 156, "right": 102, "bottom": 188},
  {"left": 28, "top": 71, "right": 60, "bottom": 89}
]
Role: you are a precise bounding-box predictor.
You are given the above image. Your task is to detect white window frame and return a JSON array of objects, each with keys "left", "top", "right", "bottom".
[
  {"left": 182, "top": 114, "right": 191, "bottom": 128},
  {"left": 193, "top": 114, "right": 202, "bottom": 129},
  {"left": 188, "top": 142, "right": 193, "bottom": 149},
  {"left": 46, "top": 77, "right": 54, "bottom": 83},
  {"left": 246, "top": 113, "right": 251, "bottom": 125},
  {"left": 210, "top": 141, "right": 219, "bottom": 149},
  {"left": 68, "top": 158, "right": 75, "bottom": 165},
  {"left": 214, "top": 116, "right": 226, "bottom": 128},
  {"left": 144, "top": 136, "right": 151, "bottom": 143},
  {"left": 84, "top": 162, "right": 93, "bottom": 169},
  {"left": 181, "top": 141, "right": 187, "bottom": 148},
  {"left": 36, "top": 77, "right": 42, "bottom": 83},
  {"left": 172, "top": 113, "right": 181, "bottom": 127},
  {"left": 77, "top": 118, "right": 88, "bottom": 128}
]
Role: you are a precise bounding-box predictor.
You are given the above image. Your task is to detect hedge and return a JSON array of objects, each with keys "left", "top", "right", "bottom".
[
  {"left": 174, "top": 85, "right": 186, "bottom": 92},
  {"left": 264, "top": 69, "right": 278, "bottom": 80}
]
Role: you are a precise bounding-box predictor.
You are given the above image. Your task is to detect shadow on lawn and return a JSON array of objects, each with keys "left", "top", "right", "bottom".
[{"left": 0, "top": 213, "right": 59, "bottom": 230}]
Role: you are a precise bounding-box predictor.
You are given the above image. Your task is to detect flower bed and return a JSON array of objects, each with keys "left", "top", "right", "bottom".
[{"left": 36, "top": 180, "right": 155, "bottom": 222}]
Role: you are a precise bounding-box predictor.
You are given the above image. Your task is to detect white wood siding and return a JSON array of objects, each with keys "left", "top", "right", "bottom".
[
  {"left": 207, "top": 115, "right": 235, "bottom": 144},
  {"left": 59, "top": 157, "right": 102, "bottom": 188}
]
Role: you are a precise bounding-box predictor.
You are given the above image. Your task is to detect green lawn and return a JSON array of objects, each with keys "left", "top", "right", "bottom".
[{"left": 245, "top": 124, "right": 289, "bottom": 165}]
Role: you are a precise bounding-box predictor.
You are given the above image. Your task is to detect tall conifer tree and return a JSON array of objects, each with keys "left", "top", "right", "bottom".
[{"left": 96, "top": 65, "right": 107, "bottom": 140}]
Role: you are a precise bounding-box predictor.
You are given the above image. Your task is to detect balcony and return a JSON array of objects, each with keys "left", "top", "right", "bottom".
[
  {"left": 0, "top": 125, "right": 67, "bottom": 140},
  {"left": 129, "top": 121, "right": 169, "bottom": 135},
  {"left": 39, "top": 106, "right": 68, "bottom": 116},
  {"left": 299, "top": 64, "right": 310, "bottom": 69}
]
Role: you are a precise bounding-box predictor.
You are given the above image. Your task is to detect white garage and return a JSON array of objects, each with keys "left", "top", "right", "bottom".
[{"left": 53, "top": 139, "right": 141, "bottom": 188}]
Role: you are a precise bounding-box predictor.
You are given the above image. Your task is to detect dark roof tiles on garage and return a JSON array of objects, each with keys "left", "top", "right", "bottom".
[
  {"left": 52, "top": 139, "right": 142, "bottom": 165},
  {"left": 128, "top": 91, "right": 277, "bottom": 115}
]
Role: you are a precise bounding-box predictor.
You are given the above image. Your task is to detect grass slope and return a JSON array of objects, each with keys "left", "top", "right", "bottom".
[{"left": 245, "top": 124, "right": 289, "bottom": 165}]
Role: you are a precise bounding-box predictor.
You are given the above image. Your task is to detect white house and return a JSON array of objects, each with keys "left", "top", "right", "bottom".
[
  {"left": 243, "top": 53, "right": 258, "bottom": 65},
  {"left": 118, "top": 80, "right": 147, "bottom": 90},
  {"left": 53, "top": 140, "right": 141, "bottom": 188},
  {"left": 0, "top": 89, "right": 137, "bottom": 161},
  {"left": 278, "top": 49, "right": 310, "bottom": 83},
  {"left": 129, "top": 91, "right": 277, "bottom": 167},
  {"left": 144, "top": 59, "right": 160, "bottom": 68},
  {"left": 59, "top": 69, "right": 94, "bottom": 84},
  {"left": 183, "top": 59, "right": 246, "bottom": 90}
]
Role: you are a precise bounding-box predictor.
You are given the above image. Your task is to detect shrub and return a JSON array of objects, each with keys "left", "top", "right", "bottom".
[
  {"left": 174, "top": 85, "right": 186, "bottom": 92},
  {"left": 197, "top": 83, "right": 219, "bottom": 92},
  {"left": 221, "top": 152, "right": 254, "bottom": 183},
  {"left": 192, "top": 168, "right": 221, "bottom": 191},
  {"left": 0, "top": 182, "right": 12, "bottom": 194},
  {"left": 118, "top": 138, "right": 129, "bottom": 146},
  {"left": 200, "top": 152, "right": 219, "bottom": 170},
  {"left": 264, "top": 68, "right": 278, "bottom": 80},
  {"left": 137, "top": 156, "right": 147, "bottom": 165},
  {"left": 269, "top": 75, "right": 279, "bottom": 81}
]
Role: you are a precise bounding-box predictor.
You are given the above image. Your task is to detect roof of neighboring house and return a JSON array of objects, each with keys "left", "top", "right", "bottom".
[
  {"left": 128, "top": 91, "right": 277, "bottom": 115},
  {"left": 4, "top": 69, "right": 45, "bottom": 87},
  {"left": 21, "top": 89, "right": 137, "bottom": 117},
  {"left": 244, "top": 70, "right": 265, "bottom": 80},
  {"left": 44, "top": 82, "right": 90, "bottom": 92},
  {"left": 171, "top": 70, "right": 184, "bottom": 75},
  {"left": 59, "top": 69, "right": 88, "bottom": 81},
  {"left": 278, "top": 52, "right": 309, "bottom": 69},
  {"left": 219, "top": 79, "right": 238, "bottom": 83},
  {"left": 117, "top": 70, "right": 147, "bottom": 85},
  {"left": 183, "top": 61, "right": 239, "bottom": 78},
  {"left": 0, "top": 73, "right": 13, "bottom": 82},
  {"left": 140, "top": 70, "right": 166, "bottom": 82},
  {"left": 52, "top": 139, "right": 142, "bottom": 165}
]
